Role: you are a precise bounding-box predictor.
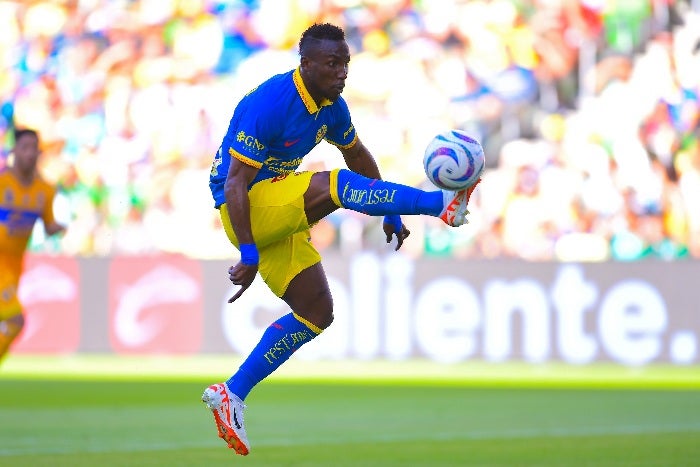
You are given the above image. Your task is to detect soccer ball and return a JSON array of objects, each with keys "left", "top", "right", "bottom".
[{"left": 423, "top": 130, "right": 485, "bottom": 190}]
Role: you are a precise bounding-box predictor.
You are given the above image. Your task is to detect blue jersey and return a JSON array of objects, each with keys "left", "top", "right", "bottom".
[{"left": 209, "top": 67, "right": 358, "bottom": 208}]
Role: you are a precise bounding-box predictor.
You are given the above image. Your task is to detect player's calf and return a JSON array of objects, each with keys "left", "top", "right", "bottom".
[{"left": 334, "top": 168, "right": 443, "bottom": 217}]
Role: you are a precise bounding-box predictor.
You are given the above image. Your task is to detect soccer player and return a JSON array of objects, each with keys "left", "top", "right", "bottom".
[
  {"left": 0, "top": 128, "right": 66, "bottom": 364},
  {"left": 202, "top": 23, "right": 479, "bottom": 455}
]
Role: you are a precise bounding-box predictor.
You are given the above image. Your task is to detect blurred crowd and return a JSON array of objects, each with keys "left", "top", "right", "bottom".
[{"left": 1, "top": 0, "right": 699, "bottom": 261}]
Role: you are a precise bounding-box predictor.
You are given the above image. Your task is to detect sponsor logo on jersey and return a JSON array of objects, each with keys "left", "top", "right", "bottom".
[
  {"left": 264, "top": 156, "right": 304, "bottom": 175},
  {"left": 236, "top": 131, "right": 265, "bottom": 154}
]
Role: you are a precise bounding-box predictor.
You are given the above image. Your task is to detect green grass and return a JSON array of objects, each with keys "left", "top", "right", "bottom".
[{"left": 1, "top": 376, "right": 699, "bottom": 466}]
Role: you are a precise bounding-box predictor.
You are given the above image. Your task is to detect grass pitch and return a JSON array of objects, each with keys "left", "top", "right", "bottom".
[{"left": 0, "top": 356, "right": 698, "bottom": 466}]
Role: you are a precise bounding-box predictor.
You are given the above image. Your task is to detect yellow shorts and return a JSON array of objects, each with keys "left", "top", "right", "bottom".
[
  {"left": 219, "top": 170, "right": 339, "bottom": 297},
  {"left": 0, "top": 256, "right": 22, "bottom": 321}
]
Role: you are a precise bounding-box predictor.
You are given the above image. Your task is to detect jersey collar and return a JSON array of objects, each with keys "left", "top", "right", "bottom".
[{"left": 293, "top": 67, "right": 332, "bottom": 114}]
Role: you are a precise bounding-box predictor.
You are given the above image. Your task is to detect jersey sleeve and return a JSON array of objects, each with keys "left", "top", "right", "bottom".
[
  {"left": 324, "top": 96, "right": 357, "bottom": 149},
  {"left": 222, "top": 93, "right": 277, "bottom": 169}
]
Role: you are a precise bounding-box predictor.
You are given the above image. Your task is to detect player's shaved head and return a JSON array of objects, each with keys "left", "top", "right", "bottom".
[
  {"left": 298, "top": 23, "right": 349, "bottom": 105},
  {"left": 299, "top": 23, "right": 345, "bottom": 57}
]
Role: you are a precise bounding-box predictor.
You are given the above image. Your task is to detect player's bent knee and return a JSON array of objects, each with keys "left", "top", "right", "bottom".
[
  {"left": 284, "top": 286, "right": 334, "bottom": 330},
  {"left": 1, "top": 314, "right": 25, "bottom": 338},
  {"left": 310, "top": 288, "right": 334, "bottom": 329},
  {"left": 316, "top": 309, "right": 334, "bottom": 330},
  {"left": 293, "top": 307, "right": 333, "bottom": 331},
  {"left": 12, "top": 314, "right": 25, "bottom": 328}
]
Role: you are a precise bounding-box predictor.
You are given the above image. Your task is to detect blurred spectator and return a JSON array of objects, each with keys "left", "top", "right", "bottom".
[{"left": 1, "top": 0, "right": 698, "bottom": 261}]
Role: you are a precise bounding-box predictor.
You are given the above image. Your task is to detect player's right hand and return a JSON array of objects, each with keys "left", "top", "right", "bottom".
[
  {"left": 383, "top": 217, "right": 411, "bottom": 251},
  {"left": 227, "top": 262, "right": 258, "bottom": 303}
]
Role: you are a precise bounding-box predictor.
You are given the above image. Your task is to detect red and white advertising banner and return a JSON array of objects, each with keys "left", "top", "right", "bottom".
[
  {"left": 108, "top": 255, "right": 203, "bottom": 354},
  {"left": 14, "top": 255, "right": 80, "bottom": 353},
  {"left": 11, "top": 252, "right": 700, "bottom": 366}
]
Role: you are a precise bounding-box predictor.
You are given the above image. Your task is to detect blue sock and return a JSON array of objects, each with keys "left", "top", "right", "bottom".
[
  {"left": 335, "top": 169, "right": 443, "bottom": 216},
  {"left": 226, "top": 312, "right": 321, "bottom": 401}
]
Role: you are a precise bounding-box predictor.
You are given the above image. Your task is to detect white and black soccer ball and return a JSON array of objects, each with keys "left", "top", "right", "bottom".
[{"left": 423, "top": 130, "right": 485, "bottom": 190}]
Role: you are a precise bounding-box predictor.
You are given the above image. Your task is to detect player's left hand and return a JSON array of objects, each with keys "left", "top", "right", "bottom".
[
  {"left": 383, "top": 216, "right": 411, "bottom": 251},
  {"left": 227, "top": 262, "right": 258, "bottom": 303}
]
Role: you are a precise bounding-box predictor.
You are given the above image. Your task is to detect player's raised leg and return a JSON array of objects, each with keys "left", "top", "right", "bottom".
[{"left": 304, "top": 169, "right": 479, "bottom": 227}]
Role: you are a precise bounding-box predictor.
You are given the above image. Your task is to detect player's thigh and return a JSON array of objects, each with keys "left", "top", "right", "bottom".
[
  {"left": 0, "top": 294, "right": 22, "bottom": 322},
  {"left": 219, "top": 172, "right": 315, "bottom": 248},
  {"left": 0, "top": 303, "right": 22, "bottom": 322},
  {"left": 0, "top": 313, "right": 24, "bottom": 338},
  {"left": 0, "top": 265, "right": 21, "bottom": 322},
  {"left": 304, "top": 170, "right": 340, "bottom": 225},
  {"left": 281, "top": 261, "right": 333, "bottom": 326},
  {"left": 257, "top": 229, "right": 322, "bottom": 297}
]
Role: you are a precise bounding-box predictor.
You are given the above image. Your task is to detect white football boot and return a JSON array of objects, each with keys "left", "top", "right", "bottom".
[
  {"left": 439, "top": 179, "right": 480, "bottom": 227},
  {"left": 202, "top": 383, "right": 250, "bottom": 455}
]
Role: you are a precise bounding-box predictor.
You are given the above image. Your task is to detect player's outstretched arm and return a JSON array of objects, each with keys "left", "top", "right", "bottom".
[
  {"left": 44, "top": 221, "right": 66, "bottom": 237},
  {"left": 339, "top": 137, "right": 382, "bottom": 179},
  {"left": 43, "top": 190, "right": 66, "bottom": 237},
  {"left": 339, "top": 139, "right": 410, "bottom": 250},
  {"left": 224, "top": 158, "right": 260, "bottom": 303}
]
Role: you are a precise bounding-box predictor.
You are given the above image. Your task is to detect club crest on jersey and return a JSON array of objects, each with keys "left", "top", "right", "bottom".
[
  {"left": 315, "top": 125, "right": 328, "bottom": 144},
  {"left": 236, "top": 131, "right": 265, "bottom": 154}
]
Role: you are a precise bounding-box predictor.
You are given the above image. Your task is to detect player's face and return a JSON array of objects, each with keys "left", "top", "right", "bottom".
[
  {"left": 301, "top": 39, "right": 350, "bottom": 104},
  {"left": 13, "top": 134, "right": 40, "bottom": 173}
]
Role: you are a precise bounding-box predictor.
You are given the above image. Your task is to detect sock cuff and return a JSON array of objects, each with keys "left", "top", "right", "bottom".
[
  {"left": 329, "top": 168, "right": 343, "bottom": 208},
  {"left": 292, "top": 312, "right": 323, "bottom": 335}
]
